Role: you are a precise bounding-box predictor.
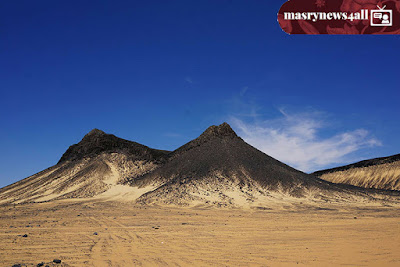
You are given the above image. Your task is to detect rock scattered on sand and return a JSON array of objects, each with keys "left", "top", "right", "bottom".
[
  {"left": 53, "top": 259, "right": 62, "bottom": 263},
  {"left": 93, "top": 232, "right": 98, "bottom": 235},
  {"left": 22, "top": 234, "right": 28, "bottom": 237}
]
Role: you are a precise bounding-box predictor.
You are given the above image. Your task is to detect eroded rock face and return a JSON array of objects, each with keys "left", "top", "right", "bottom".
[{"left": 314, "top": 156, "right": 400, "bottom": 191}]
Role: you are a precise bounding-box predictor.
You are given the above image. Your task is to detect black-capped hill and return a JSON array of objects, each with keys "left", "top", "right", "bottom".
[
  {"left": 131, "top": 123, "right": 325, "bottom": 193},
  {"left": 0, "top": 129, "right": 171, "bottom": 204},
  {"left": 58, "top": 129, "right": 170, "bottom": 164}
]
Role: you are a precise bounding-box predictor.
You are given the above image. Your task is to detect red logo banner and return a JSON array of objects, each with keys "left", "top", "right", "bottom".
[{"left": 278, "top": 0, "right": 400, "bottom": 34}]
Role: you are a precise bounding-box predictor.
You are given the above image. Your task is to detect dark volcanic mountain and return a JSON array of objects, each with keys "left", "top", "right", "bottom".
[
  {"left": 132, "top": 123, "right": 317, "bottom": 189},
  {"left": 314, "top": 154, "right": 400, "bottom": 191},
  {"left": 130, "top": 123, "right": 391, "bottom": 206},
  {"left": 0, "top": 123, "right": 398, "bottom": 207}
]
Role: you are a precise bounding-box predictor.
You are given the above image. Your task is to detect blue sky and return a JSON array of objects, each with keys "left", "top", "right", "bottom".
[{"left": 0, "top": 0, "right": 399, "bottom": 187}]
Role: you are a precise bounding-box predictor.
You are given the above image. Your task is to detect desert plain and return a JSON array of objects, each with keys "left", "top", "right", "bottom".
[{"left": 1, "top": 200, "right": 399, "bottom": 267}]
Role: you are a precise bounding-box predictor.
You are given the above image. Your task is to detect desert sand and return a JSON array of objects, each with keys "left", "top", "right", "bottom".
[{"left": 1, "top": 200, "right": 399, "bottom": 267}]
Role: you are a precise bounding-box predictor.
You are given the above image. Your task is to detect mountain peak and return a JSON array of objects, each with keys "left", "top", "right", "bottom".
[
  {"left": 58, "top": 129, "right": 170, "bottom": 164},
  {"left": 169, "top": 122, "right": 239, "bottom": 157},
  {"left": 200, "top": 122, "right": 237, "bottom": 139},
  {"left": 84, "top": 128, "right": 106, "bottom": 138}
]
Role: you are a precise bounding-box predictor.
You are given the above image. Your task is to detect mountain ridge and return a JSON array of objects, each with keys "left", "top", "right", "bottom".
[
  {"left": 314, "top": 153, "right": 400, "bottom": 191},
  {"left": 0, "top": 123, "right": 399, "bottom": 207},
  {"left": 313, "top": 153, "right": 400, "bottom": 176}
]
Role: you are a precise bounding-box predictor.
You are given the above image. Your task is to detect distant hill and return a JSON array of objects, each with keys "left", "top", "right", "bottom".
[{"left": 313, "top": 154, "right": 400, "bottom": 191}]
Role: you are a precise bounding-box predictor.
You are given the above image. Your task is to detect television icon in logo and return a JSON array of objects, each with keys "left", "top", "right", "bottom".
[{"left": 371, "top": 5, "right": 392, "bottom": 26}]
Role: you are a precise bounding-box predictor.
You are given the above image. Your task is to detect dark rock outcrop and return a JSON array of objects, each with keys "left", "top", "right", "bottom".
[{"left": 58, "top": 129, "right": 170, "bottom": 164}]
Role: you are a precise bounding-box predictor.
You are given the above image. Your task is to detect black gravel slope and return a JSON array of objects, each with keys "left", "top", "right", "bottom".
[{"left": 130, "top": 123, "right": 327, "bottom": 191}]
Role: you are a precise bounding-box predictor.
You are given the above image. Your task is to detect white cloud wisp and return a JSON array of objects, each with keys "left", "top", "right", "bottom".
[{"left": 230, "top": 110, "right": 381, "bottom": 173}]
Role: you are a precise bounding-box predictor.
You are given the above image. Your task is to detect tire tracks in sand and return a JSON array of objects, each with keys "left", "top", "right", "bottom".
[{"left": 88, "top": 216, "right": 143, "bottom": 266}]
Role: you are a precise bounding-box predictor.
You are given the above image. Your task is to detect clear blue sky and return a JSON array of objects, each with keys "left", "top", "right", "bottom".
[{"left": 1, "top": 0, "right": 399, "bottom": 187}]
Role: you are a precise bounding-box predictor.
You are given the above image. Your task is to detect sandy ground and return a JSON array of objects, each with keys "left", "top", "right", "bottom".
[{"left": 1, "top": 201, "right": 399, "bottom": 267}]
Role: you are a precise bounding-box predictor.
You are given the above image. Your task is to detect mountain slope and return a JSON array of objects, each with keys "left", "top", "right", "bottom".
[
  {"left": 130, "top": 123, "right": 389, "bottom": 207},
  {"left": 314, "top": 154, "right": 400, "bottom": 191},
  {"left": 132, "top": 123, "right": 316, "bottom": 188},
  {"left": 0, "top": 130, "right": 170, "bottom": 204}
]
